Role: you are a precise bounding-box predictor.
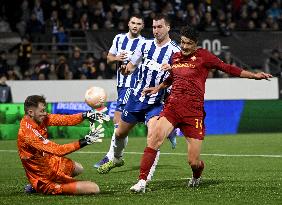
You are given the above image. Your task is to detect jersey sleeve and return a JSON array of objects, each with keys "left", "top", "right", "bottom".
[
  {"left": 45, "top": 113, "right": 83, "bottom": 126},
  {"left": 163, "top": 73, "right": 173, "bottom": 87},
  {"left": 204, "top": 50, "right": 242, "bottom": 77},
  {"left": 24, "top": 127, "right": 80, "bottom": 157},
  {"left": 108, "top": 35, "right": 118, "bottom": 55}
]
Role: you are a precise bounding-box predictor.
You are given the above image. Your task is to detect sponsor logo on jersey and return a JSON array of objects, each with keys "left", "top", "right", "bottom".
[{"left": 172, "top": 63, "right": 196, "bottom": 69}]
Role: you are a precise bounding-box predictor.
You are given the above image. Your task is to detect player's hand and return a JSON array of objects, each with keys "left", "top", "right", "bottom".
[
  {"left": 116, "top": 51, "right": 128, "bottom": 62},
  {"left": 85, "top": 124, "right": 105, "bottom": 144},
  {"left": 82, "top": 107, "right": 110, "bottom": 124},
  {"left": 142, "top": 87, "right": 159, "bottom": 96},
  {"left": 161, "top": 63, "right": 172, "bottom": 71},
  {"left": 79, "top": 124, "right": 104, "bottom": 147},
  {"left": 119, "top": 64, "right": 131, "bottom": 75},
  {"left": 253, "top": 72, "right": 273, "bottom": 80}
]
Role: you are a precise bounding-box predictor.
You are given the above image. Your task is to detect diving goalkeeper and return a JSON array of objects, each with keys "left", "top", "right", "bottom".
[{"left": 17, "top": 95, "right": 108, "bottom": 195}]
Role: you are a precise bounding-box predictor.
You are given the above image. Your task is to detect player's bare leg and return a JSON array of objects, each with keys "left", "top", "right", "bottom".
[
  {"left": 62, "top": 181, "right": 100, "bottom": 195},
  {"left": 130, "top": 116, "right": 174, "bottom": 193},
  {"left": 146, "top": 116, "right": 160, "bottom": 182},
  {"left": 186, "top": 137, "right": 204, "bottom": 187},
  {"left": 94, "top": 111, "right": 129, "bottom": 168},
  {"left": 97, "top": 119, "right": 135, "bottom": 174}
]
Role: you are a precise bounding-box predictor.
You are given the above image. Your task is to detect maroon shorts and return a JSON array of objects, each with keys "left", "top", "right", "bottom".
[{"left": 160, "top": 103, "right": 205, "bottom": 140}]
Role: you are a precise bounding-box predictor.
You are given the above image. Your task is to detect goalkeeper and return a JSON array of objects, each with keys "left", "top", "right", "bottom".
[{"left": 17, "top": 95, "right": 108, "bottom": 195}]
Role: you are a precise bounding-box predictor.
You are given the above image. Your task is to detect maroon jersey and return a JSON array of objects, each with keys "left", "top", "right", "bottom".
[{"left": 164, "top": 48, "right": 242, "bottom": 116}]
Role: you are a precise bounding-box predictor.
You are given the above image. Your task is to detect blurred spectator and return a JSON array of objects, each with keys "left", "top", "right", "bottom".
[
  {"left": 0, "top": 17, "right": 12, "bottom": 32},
  {"left": 6, "top": 67, "right": 20, "bottom": 80},
  {"left": 35, "top": 53, "right": 52, "bottom": 79},
  {"left": 0, "top": 74, "right": 12, "bottom": 103},
  {"left": 266, "top": 2, "right": 282, "bottom": 20},
  {"left": 45, "top": 10, "right": 61, "bottom": 35},
  {"left": 33, "top": 0, "right": 45, "bottom": 25},
  {"left": 62, "top": 10, "right": 74, "bottom": 29},
  {"left": 55, "top": 26, "right": 69, "bottom": 51},
  {"left": 0, "top": 51, "right": 10, "bottom": 77},
  {"left": 26, "top": 13, "right": 44, "bottom": 43},
  {"left": 9, "top": 36, "right": 32, "bottom": 74},
  {"left": 80, "top": 13, "right": 90, "bottom": 31},
  {"left": 55, "top": 55, "right": 69, "bottom": 79},
  {"left": 68, "top": 47, "right": 84, "bottom": 79},
  {"left": 47, "top": 64, "right": 58, "bottom": 80},
  {"left": 264, "top": 49, "right": 282, "bottom": 75}
]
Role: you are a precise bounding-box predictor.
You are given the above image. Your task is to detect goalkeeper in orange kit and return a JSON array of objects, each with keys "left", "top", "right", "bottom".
[{"left": 17, "top": 95, "right": 109, "bottom": 195}]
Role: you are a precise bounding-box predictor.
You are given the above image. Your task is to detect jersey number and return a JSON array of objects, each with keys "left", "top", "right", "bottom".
[{"left": 195, "top": 119, "right": 203, "bottom": 129}]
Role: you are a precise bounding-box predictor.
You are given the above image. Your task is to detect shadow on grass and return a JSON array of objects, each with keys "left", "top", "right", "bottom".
[
  {"left": 112, "top": 164, "right": 182, "bottom": 174},
  {"left": 147, "top": 178, "right": 223, "bottom": 192}
]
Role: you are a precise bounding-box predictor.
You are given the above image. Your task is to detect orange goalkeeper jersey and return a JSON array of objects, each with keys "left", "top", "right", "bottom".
[{"left": 17, "top": 113, "right": 83, "bottom": 189}]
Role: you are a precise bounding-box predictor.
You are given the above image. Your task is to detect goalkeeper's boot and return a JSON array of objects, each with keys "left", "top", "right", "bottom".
[
  {"left": 24, "top": 184, "right": 36, "bottom": 194},
  {"left": 97, "top": 157, "right": 124, "bottom": 174},
  {"left": 130, "top": 179, "right": 146, "bottom": 193},
  {"left": 94, "top": 156, "right": 109, "bottom": 168},
  {"left": 167, "top": 130, "right": 177, "bottom": 149}
]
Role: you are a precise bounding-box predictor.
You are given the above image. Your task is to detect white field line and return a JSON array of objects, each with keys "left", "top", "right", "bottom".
[{"left": 1, "top": 150, "right": 282, "bottom": 158}]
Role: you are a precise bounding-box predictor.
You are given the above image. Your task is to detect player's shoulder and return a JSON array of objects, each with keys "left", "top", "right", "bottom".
[
  {"left": 114, "top": 33, "right": 127, "bottom": 39},
  {"left": 197, "top": 48, "right": 212, "bottom": 56},
  {"left": 170, "top": 40, "right": 180, "bottom": 47},
  {"left": 169, "top": 40, "right": 181, "bottom": 51},
  {"left": 144, "top": 38, "right": 154, "bottom": 43},
  {"left": 172, "top": 52, "right": 182, "bottom": 61}
]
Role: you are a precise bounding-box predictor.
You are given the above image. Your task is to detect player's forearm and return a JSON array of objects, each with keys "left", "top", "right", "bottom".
[
  {"left": 240, "top": 70, "right": 257, "bottom": 79},
  {"left": 158, "top": 82, "right": 169, "bottom": 90},
  {"left": 107, "top": 54, "right": 118, "bottom": 64}
]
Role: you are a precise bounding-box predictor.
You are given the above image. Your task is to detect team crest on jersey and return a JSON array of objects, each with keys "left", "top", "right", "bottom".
[
  {"left": 174, "top": 58, "right": 181, "bottom": 63},
  {"left": 143, "top": 49, "right": 149, "bottom": 54},
  {"left": 191, "top": 56, "right": 196, "bottom": 61}
]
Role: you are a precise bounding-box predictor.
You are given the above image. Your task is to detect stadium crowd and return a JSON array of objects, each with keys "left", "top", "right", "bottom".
[{"left": 0, "top": 0, "right": 281, "bottom": 80}]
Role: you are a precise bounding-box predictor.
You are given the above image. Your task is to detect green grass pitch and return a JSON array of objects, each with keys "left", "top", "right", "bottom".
[{"left": 0, "top": 133, "right": 281, "bottom": 205}]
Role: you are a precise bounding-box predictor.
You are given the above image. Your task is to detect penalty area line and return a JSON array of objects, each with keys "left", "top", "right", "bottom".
[{"left": 0, "top": 150, "right": 282, "bottom": 158}]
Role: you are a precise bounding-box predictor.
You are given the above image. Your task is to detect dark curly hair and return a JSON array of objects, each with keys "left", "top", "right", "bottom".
[{"left": 180, "top": 25, "right": 199, "bottom": 43}]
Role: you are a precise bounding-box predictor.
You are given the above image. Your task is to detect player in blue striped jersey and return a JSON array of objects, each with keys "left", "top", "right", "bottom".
[
  {"left": 97, "top": 14, "right": 180, "bottom": 180},
  {"left": 94, "top": 15, "right": 145, "bottom": 168}
]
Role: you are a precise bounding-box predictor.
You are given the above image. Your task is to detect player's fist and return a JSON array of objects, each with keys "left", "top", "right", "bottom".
[
  {"left": 142, "top": 87, "right": 159, "bottom": 96},
  {"left": 161, "top": 63, "right": 172, "bottom": 71},
  {"left": 82, "top": 108, "right": 110, "bottom": 124}
]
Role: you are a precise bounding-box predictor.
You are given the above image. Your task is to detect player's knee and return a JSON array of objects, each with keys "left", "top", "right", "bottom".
[
  {"left": 91, "top": 183, "right": 100, "bottom": 194},
  {"left": 148, "top": 131, "right": 164, "bottom": 149},
  {"left": 115, "top": 128, "right": 127, "bottom": 139},
  {"left": 73, "top": 162, "right": 84, "bottom": 176},
  {"left": 188, "top": 158, "right": 199, "bottom": 167}
]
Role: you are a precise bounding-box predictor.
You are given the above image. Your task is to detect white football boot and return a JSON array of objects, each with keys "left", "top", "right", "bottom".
[
  {"left": 130, "top": 179, "right": 147, "bottom": 193},
  {"left": 188, "top": 176, "right": 202, "bottom": 187}
]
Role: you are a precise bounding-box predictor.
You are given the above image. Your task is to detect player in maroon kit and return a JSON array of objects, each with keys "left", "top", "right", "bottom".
[{"left": 130, "top": 25, "right": 273, "bottom": 193}]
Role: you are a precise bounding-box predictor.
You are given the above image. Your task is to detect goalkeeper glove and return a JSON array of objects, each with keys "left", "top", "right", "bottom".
[
  {"left": 82, "top": 107, "right": 110, "bottom": 124},
  {"left": 79, "top": 124, "right": 105, "bottom": 148}
]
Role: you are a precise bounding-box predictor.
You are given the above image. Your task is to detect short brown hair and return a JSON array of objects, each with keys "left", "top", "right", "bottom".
[
  {"left": 24, "top": 95, "right": 46, "bottom": 114},
  {"left": 153, "top": 14, "right": 170, "bottom": 25}
]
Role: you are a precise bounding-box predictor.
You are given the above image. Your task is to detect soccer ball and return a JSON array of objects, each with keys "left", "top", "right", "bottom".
[{"left": 84, "top": 86, "right": 107, "bottom": 108}]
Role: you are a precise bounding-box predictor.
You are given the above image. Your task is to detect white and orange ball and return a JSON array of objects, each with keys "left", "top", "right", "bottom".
[{"left": 84, "top": 86, "right": 107, "bottom": 108}]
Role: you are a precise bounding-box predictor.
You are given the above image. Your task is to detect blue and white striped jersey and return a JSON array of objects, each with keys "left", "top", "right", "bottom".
[
  {"left": 109, "top": 33, "right": 145, "bottom": 88},
  {"left": 130, "top": 39, "right": 180, "bottom": 106}
]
